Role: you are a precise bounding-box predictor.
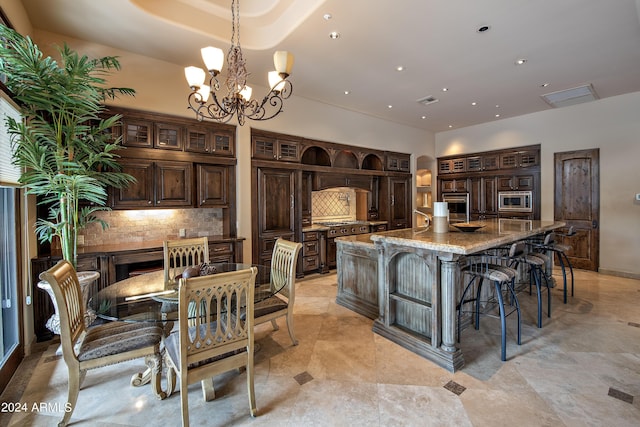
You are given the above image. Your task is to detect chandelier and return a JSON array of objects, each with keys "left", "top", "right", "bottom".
[{"left": 184, "top": 0, "right": 294, "bottom": 125}]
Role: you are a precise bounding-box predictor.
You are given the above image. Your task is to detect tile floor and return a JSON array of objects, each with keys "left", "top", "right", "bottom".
[{"left": 2, "top": 269, "right": 640, "bottom": 426}]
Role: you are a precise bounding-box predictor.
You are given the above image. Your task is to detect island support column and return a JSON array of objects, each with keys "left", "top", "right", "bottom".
[{"left": 439, "top": 255, "right": 460, "bottom": 353}]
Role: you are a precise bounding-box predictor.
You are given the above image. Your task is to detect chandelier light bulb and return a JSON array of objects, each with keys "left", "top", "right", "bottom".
[
  {"left": 268, "top": 71, "right": 286, "bottom": 92},
  {"left": 239, "top": 85, "right": 252, "bottom": 100},
  {"left": 273, "top": 51, "right": 294, "bottom": 77},
  {"left": 201, "top": 46, "right": 224, "bottom": 73},
  {"left": 197, "top": 85, "right": 210, "bottom": 103},
  {"left": 184, "top": 66, "right": 206, "bottom": 88}
]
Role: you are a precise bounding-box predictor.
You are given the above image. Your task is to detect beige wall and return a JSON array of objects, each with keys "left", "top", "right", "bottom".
[{"left": 435, "top": 91, "right": 640, "bottom": 277}]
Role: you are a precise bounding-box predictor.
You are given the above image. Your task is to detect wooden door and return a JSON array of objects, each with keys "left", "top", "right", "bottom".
[{"left": 554, "top": 149, "right": 600, "bottom": 271}]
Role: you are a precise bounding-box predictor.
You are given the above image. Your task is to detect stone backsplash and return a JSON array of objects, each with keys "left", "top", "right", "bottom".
[
  {"left": 80, "top": 208, "right": 224, "bottom": 247},
  {"left": 312, "top": 188, "right": 357, "bottom": 222}
]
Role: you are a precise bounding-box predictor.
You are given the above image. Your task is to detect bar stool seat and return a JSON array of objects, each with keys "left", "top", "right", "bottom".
[
  {"left": 532, "top": 228, "right": 575, "bottom": 304},
  {"left": 458, "top": 254, "right": 521, "bottom": 362},
  {"left": 508, "top": 242, "right": 551, "bottom": 328}
]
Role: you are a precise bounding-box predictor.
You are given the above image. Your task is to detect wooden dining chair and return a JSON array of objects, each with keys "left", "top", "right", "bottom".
[
  {"left": 163, "top": 267, "right": 259, "bottom": 427},
  {"left": 163, "top": 237, "right": 210, "bottom": 284},
  {"left": 254, "top": 238, "right": 302, "bottom": 345},
  {"left": 39, "top": 260, "right": 164, "bottom": 427}
]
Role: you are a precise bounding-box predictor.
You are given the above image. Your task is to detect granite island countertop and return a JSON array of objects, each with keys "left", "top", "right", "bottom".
[{"left": 337, "top": 219, "right": 564, "bottom": 255}]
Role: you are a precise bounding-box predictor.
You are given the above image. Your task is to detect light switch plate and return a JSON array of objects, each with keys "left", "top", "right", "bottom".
[
  {"left": 179, "top": 228, "right": 186, "bottom": 237},
  {"left": 636, "top": 193, "right": 640, "bottom": 201}
]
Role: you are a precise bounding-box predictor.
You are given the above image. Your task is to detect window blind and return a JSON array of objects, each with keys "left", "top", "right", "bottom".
[{"left": 0, "top": 90, "right": 22, "bottom": 186}]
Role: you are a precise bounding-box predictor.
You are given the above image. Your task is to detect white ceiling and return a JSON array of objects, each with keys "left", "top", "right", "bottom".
[{"left": 19, "top": 0, "right": 640, "bottom": 132}]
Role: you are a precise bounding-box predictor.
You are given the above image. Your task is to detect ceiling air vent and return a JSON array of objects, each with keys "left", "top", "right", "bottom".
[
  {"left": 417, "top": 95, "right": 439, "bottom": 106},
  {"left": 541, "top": 84, "right": 599, "bottom": 108}
]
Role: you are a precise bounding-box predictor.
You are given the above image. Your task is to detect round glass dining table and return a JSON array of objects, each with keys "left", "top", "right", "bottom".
[{"left": 89, "top": 263, "right": 283, "bottom": 324}]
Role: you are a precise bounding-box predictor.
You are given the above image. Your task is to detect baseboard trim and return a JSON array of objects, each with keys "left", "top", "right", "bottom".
[{"left": 598, "top": 269, "right": 640, "bottom": 280}]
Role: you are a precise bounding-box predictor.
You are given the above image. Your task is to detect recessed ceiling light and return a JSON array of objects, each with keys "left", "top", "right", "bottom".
[
  {"left": 471, "top": 102, "right": 477, "bottom": 106},
  {"left": 495, "top": 114, "right": 501, "bottom": 118},
  {"left": 323, "top": 13, "right": 332, "bottom": 21},
  {"left": 540, "top": 83, "right": 550, "bottom": 87},
  {"left": 387, "top": 105, "right": 393, "bottom": 109},
  {"left": 421, "top": 116, "right": 427, "bottom": 119},
  {"left": 396, "top": 66, "right": 404, "bottom": 72},
  {"left": 442, "top": 87, "right": 449, "bottom": 92},
  {"left": 515, "top": 58, "right": 527, "bottom": 65},
  {"left": 448, "top": 125, "right": 453, "bottom": 128},
  {"left": 343, "top": 90, "right": 350, "bottom": 95},
  {"left": 495, "top": 104, "right": 500, "bottom": 108},
  {"left": 329, "top": 31, "right": 340, "bottom": 39},
  {"left": 477, "top": 25, "right": 491, "bottom": 33}
]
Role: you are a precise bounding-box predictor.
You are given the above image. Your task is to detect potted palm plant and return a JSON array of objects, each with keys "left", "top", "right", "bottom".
[{"left": 0, "top": 25, "right": 135, "bottom": 268}]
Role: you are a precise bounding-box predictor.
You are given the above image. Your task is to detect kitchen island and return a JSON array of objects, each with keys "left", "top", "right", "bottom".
[{"left": 335, "top": 219, "right": 564, "bottom": 371}]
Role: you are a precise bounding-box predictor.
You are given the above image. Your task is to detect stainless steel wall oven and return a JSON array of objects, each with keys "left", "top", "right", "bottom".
[{"left": 442, "top": 193, "right": 470, "bottom": 223}]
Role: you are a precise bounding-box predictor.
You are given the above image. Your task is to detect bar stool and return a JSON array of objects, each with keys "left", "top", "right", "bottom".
[
  {"left": 458, "top": 251, "right": 521, "bottom": 361},
  {"left": 508, "top": 241, "right": 551, "bottom": 328},
  {"left": 532, "top": 227, "right": 575, "bottom": 304}
]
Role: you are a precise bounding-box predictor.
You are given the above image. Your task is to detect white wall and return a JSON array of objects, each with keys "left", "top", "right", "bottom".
[
  {"left": 435, "top": 91, "right": 640, "bottom": 277},
  {"left": 31, "top": 30, "right": 435, "bottom": 262}
]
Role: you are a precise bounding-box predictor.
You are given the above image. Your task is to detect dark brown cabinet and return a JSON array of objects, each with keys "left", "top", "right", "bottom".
[
  {"left": 466, "top": 154, "right": 499, "bottom": 172},
  {"left": 254, "top": 168, "right": 296, "bottom": 266},
  {"left": 155, "top": 161, "right": 193, "bottom": 206},
  {"left": 252, "top": 134, "right": 300, "bottom": 162},
  {"left": 111, "top": 159, "right": 154, "bottom": 208},
  {"left": 386, "top": 153, "right": 411, "bottom": 172},
  {"left": 185, "top": 127, "right": 235, "bottom": 157},
  {"left": 111, "top": 159, "right": 192, "bottom": 208},
  {"left": 154, "top": 122, "right": 183, "bottom": 150},
  {"left": 196, "top": 164, "right": 230, "bottom": 207},
  {"left": 497, "top": 174, "right": 534, "bottom": 191},
  {"left": 499, "top": 149, "right": 539, "bottom": 169},
  {"left": 302, "top": 231, "right": 320, "bottom": 273},
  {"left": 313, "top": 173, "right": 372, "bottom": 191},
  {"left": 437, "top": 145, "right": 540, "bottom": 220},
  {"left": 301, "top": 172, "right": 312, "bottom": 227},
  {"left": 470, "top": 177, "right": 498, "bottom": 220},
  {"left": 121, "top": 117, "right": 153, "bottom": 148},
  {"left": 385, "top": 176, "right": 411, "bottom": 229},
  {"left": 438, "top": 158, "right": 466, "bottom": 174},
  {"left": 440, "top": 178, "right": 468, "bottom": 193}
]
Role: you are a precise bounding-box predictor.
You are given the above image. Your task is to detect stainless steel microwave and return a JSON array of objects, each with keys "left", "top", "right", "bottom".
[{"left": 498, "top": 191, "right": 532, "bottom": 212}]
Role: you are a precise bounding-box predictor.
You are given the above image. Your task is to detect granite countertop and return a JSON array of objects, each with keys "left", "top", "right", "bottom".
[
  {"left": 77, "top": 235, "right": 245, "bottom": 255},
  {"left": 337, "top": 219, "right": 564, "bottom": 255},
  {"left": 302, "top": 220, "right": 388, "bottom": 233},
  {"left": 369, "top": 219, "right": 564, "bottom": 254}
]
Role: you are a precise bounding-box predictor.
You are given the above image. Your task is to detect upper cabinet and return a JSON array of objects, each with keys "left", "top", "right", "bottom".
[
  {"left": 105, "top": 107, "right": 237, "bottom": 211},
  {"left": 252, "top": 133, "right": 301, "bottom": 162},
  {"left": 185, "top": 127, "right": 235, "bottom": 157},
  {"left": 154, "top": 122, "right": 183, "bottom": 150},
  {"left": 499, "top": 149, "right": 539, "bottom": 169},
  {"left": 111, "top": 159, "right": 192, "bottom": 208},
  {"left": 108, "top": 106, "right": 236, "bottom": 157},
  {"left": 438, "top": 157, "right": 467, "bottom": 174},
  {"left": 386, "top": 152, "right": 411, "bottom": 172},
  {"left": 122, "top": 117, "right": 153, "bottom": 148}
]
